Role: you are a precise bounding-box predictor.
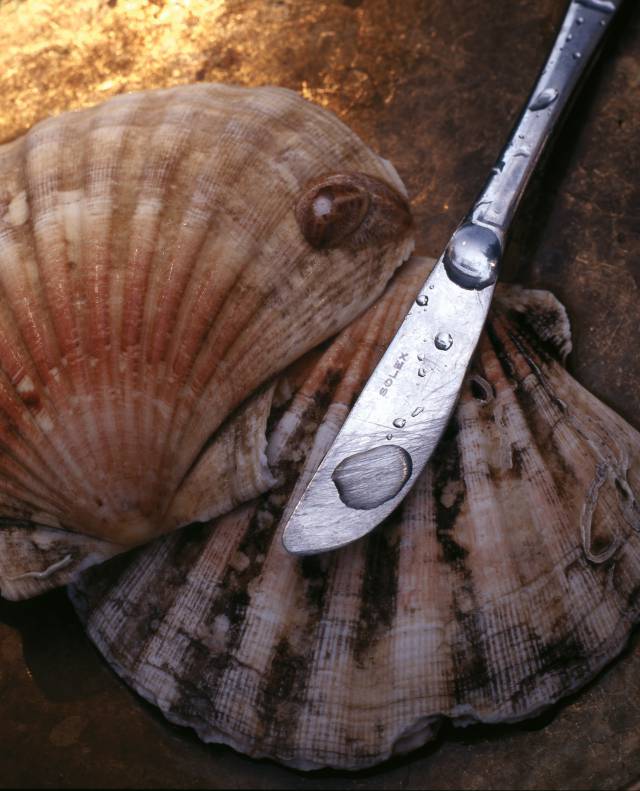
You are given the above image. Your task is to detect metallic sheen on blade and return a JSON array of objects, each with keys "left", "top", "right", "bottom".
[
  {"left": 282, "top": 0, "right": 622, "bottom": 555},
  {"left": 283, "top": 254, "right": 494, "bottom": 554}
]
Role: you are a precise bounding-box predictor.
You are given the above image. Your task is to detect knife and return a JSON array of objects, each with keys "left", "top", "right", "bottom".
[{"left": 282, "top": 0, "right": 623, "bottom": 555}]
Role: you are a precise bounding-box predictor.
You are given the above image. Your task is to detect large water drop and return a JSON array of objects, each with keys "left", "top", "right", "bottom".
[
  {"left": 443, "top": 222, "right": 501, "bottom": 289},
  {"left": 530, "top": 87, "right": 558, "bottom": 111},
  {"left": 332, "top": 445, "right": 412, "bottom": 510}
]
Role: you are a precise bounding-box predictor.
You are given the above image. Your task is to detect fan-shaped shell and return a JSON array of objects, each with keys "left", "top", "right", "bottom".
[
  {"left": 0, "top": 83, "right": 414, "bottom": 599},
  {"left": 70, "top": 256, "right": 640, "bottom": 770}
]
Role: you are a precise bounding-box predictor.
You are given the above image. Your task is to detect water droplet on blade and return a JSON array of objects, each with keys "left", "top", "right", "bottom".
[
  {"left": 411, "top": 406, "right": 424, "bottom": 417},
  {"left": 393, "top": 418, "right": 406, "bottom": 428},
  {"left": 386, "top": 433, "right": 393, "bottom": 441},
  {"left": 415, "top": 294, "right": 429, "bottom": 306},
  {"left": 418, "top": 367, "right": 427, "bottom": 377},
  {"left": 435, "top": 332, "right": 453, "bottom": 351},
  {"left": 332, "top": 445, "right": 413, "bottom": 510},
  {"left": 530, "top": 87, "right": 558, "bottom": 111},
  {"left": 417, "top": 353, "right": 424, "bottom": 361}
]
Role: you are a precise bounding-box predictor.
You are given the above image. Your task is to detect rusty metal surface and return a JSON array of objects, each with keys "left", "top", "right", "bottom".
[{"left": 0, "top": 0, "right": 638, "bottom": 787}]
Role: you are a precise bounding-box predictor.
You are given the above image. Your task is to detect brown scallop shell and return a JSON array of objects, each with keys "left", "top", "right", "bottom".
[{"left": 0, "top": 83, "right": 414, "bottom": 599}]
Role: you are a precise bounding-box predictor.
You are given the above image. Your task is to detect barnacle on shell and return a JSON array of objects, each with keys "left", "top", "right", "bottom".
[{"left": 295, "top": 172, "right": 412, "bottom": 250}]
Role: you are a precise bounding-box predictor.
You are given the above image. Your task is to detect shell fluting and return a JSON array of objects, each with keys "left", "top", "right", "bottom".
[
  {"left": 71, "top": 256, "right": 640, "bottom": 770},
  {"left": 0, "top": 83, "right": 414, "bottom": 599}
]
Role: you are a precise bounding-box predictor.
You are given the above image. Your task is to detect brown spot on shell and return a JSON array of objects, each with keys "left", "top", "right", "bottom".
[{"left": 295, "top": 172, "right": 412, "bottom": 250}]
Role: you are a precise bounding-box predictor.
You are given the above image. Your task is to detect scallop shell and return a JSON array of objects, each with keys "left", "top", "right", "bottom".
[
  {"left": 70, "top": 256, "right": 640, "bottom": 770},
  {"left": 0, "top": 83, "right": 414, "bottom": 600}
]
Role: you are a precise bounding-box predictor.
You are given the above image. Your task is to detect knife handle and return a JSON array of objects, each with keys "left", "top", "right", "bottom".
[{"left": 467, "top": 0, "right": 621, "bottom": 242}]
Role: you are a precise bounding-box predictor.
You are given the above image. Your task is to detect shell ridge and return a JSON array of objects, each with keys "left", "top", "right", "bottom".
[
  {"left": 81, "top": 95, "right": 153, "bottom": 513},
  {"left": 0, "top": 362, "right": 76, "bottom": 511},
  {"left": 130, "top": 102, "right": 206, "bottom": 484},
  {"left": 495, "top": 284, "right": 573, "bottom": 364},
  {"left": 127, "top": 518, "right": 248, "bottom": 708},
  {"left": 79, "top": 112, "right": 129, "bottom": 516},
  {"left": 0, "top": 201, "right": 87, "bottom": 502},
  {"left": 150, "top": 111, "right": 297, "bottom": 495},
  {"left": 0, "top": 281, "right": 90, "bottom": 516},
  {"left": 22, "top": 116, "right": 127, "bottom": 519},
  {"left": 159, "top": 510, "right": 274, "bottom": 731},
  {"left": 56, "top": 107, "right": 126, "bottom": 514},
  {"left": 166, "top": 383, "right": 278, "bottom": 528},
  {"left": 101, "top": 94, "right": 162, "bottom": 524},
  {"left": 118, "top": 141, "right": 188, "bottom": 521}
]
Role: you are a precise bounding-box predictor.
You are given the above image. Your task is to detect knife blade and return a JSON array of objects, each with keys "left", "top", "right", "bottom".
[{"left": 282, "top": 0, "right": 623, "bottom": 555}]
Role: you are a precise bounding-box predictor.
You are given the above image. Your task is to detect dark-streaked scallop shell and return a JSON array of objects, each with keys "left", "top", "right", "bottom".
[{"left": 71, "top": 257, "right": 640, "bottom": 770}]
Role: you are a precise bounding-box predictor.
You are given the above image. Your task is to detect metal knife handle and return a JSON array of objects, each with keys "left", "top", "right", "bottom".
[{"left": 470, "top": 0, "right": 620, "bottom": 240}]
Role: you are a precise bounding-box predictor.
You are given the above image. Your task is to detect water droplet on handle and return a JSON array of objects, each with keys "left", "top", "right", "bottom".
[
  {"left": 393, "top": 418, "right": 406, "bottom": 429},
  {"left": 443, "top": 222, "right": 501, "bottom": 289},
  {"left": 530, "top": 87, "right": 558, "bottom": 111},
  {"left": 332, "top": 445, "right": 412, "bottom": 510},
  {"left": 576, "top": 0, "right": 615, "bottom": 12},
  {"left": 573, "top": 51, "right": 582, "bottom": 60},
  {"left": 435, "top": 332, "right": 453, "bottom": 351},
  {"left": 576, "top": 16, "right": 584, "bottom": 24},
  {"left": 415, "top": 294, "right": 429, "bottom": 306}
]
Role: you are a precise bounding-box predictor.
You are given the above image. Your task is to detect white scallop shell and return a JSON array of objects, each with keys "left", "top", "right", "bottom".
[
  {"left": 0, "top": 83, "right": 414, "bottom": 599},
  {"left": 70, "top": 256, "right": 640, "bottom": 770}
]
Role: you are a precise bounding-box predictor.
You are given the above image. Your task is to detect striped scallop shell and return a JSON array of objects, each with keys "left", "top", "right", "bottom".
[
  {"left": 70, "top": 256, "right": 640, "bottom": 770},
  {"left": 0, "top": 83, "right": 414, "bottom": 600}
]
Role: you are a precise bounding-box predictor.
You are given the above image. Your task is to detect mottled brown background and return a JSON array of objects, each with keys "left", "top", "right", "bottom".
[{"left": 0, "top": 0, "right": 639, "bottom": 788}]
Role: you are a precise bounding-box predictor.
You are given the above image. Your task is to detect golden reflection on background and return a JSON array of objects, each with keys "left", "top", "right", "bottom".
[
  {"left": 0, "top": 0, "right": 229, "bottom": 141},
  {"left": 0, "top": 0, "right": 413, "bottom": 147}
]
